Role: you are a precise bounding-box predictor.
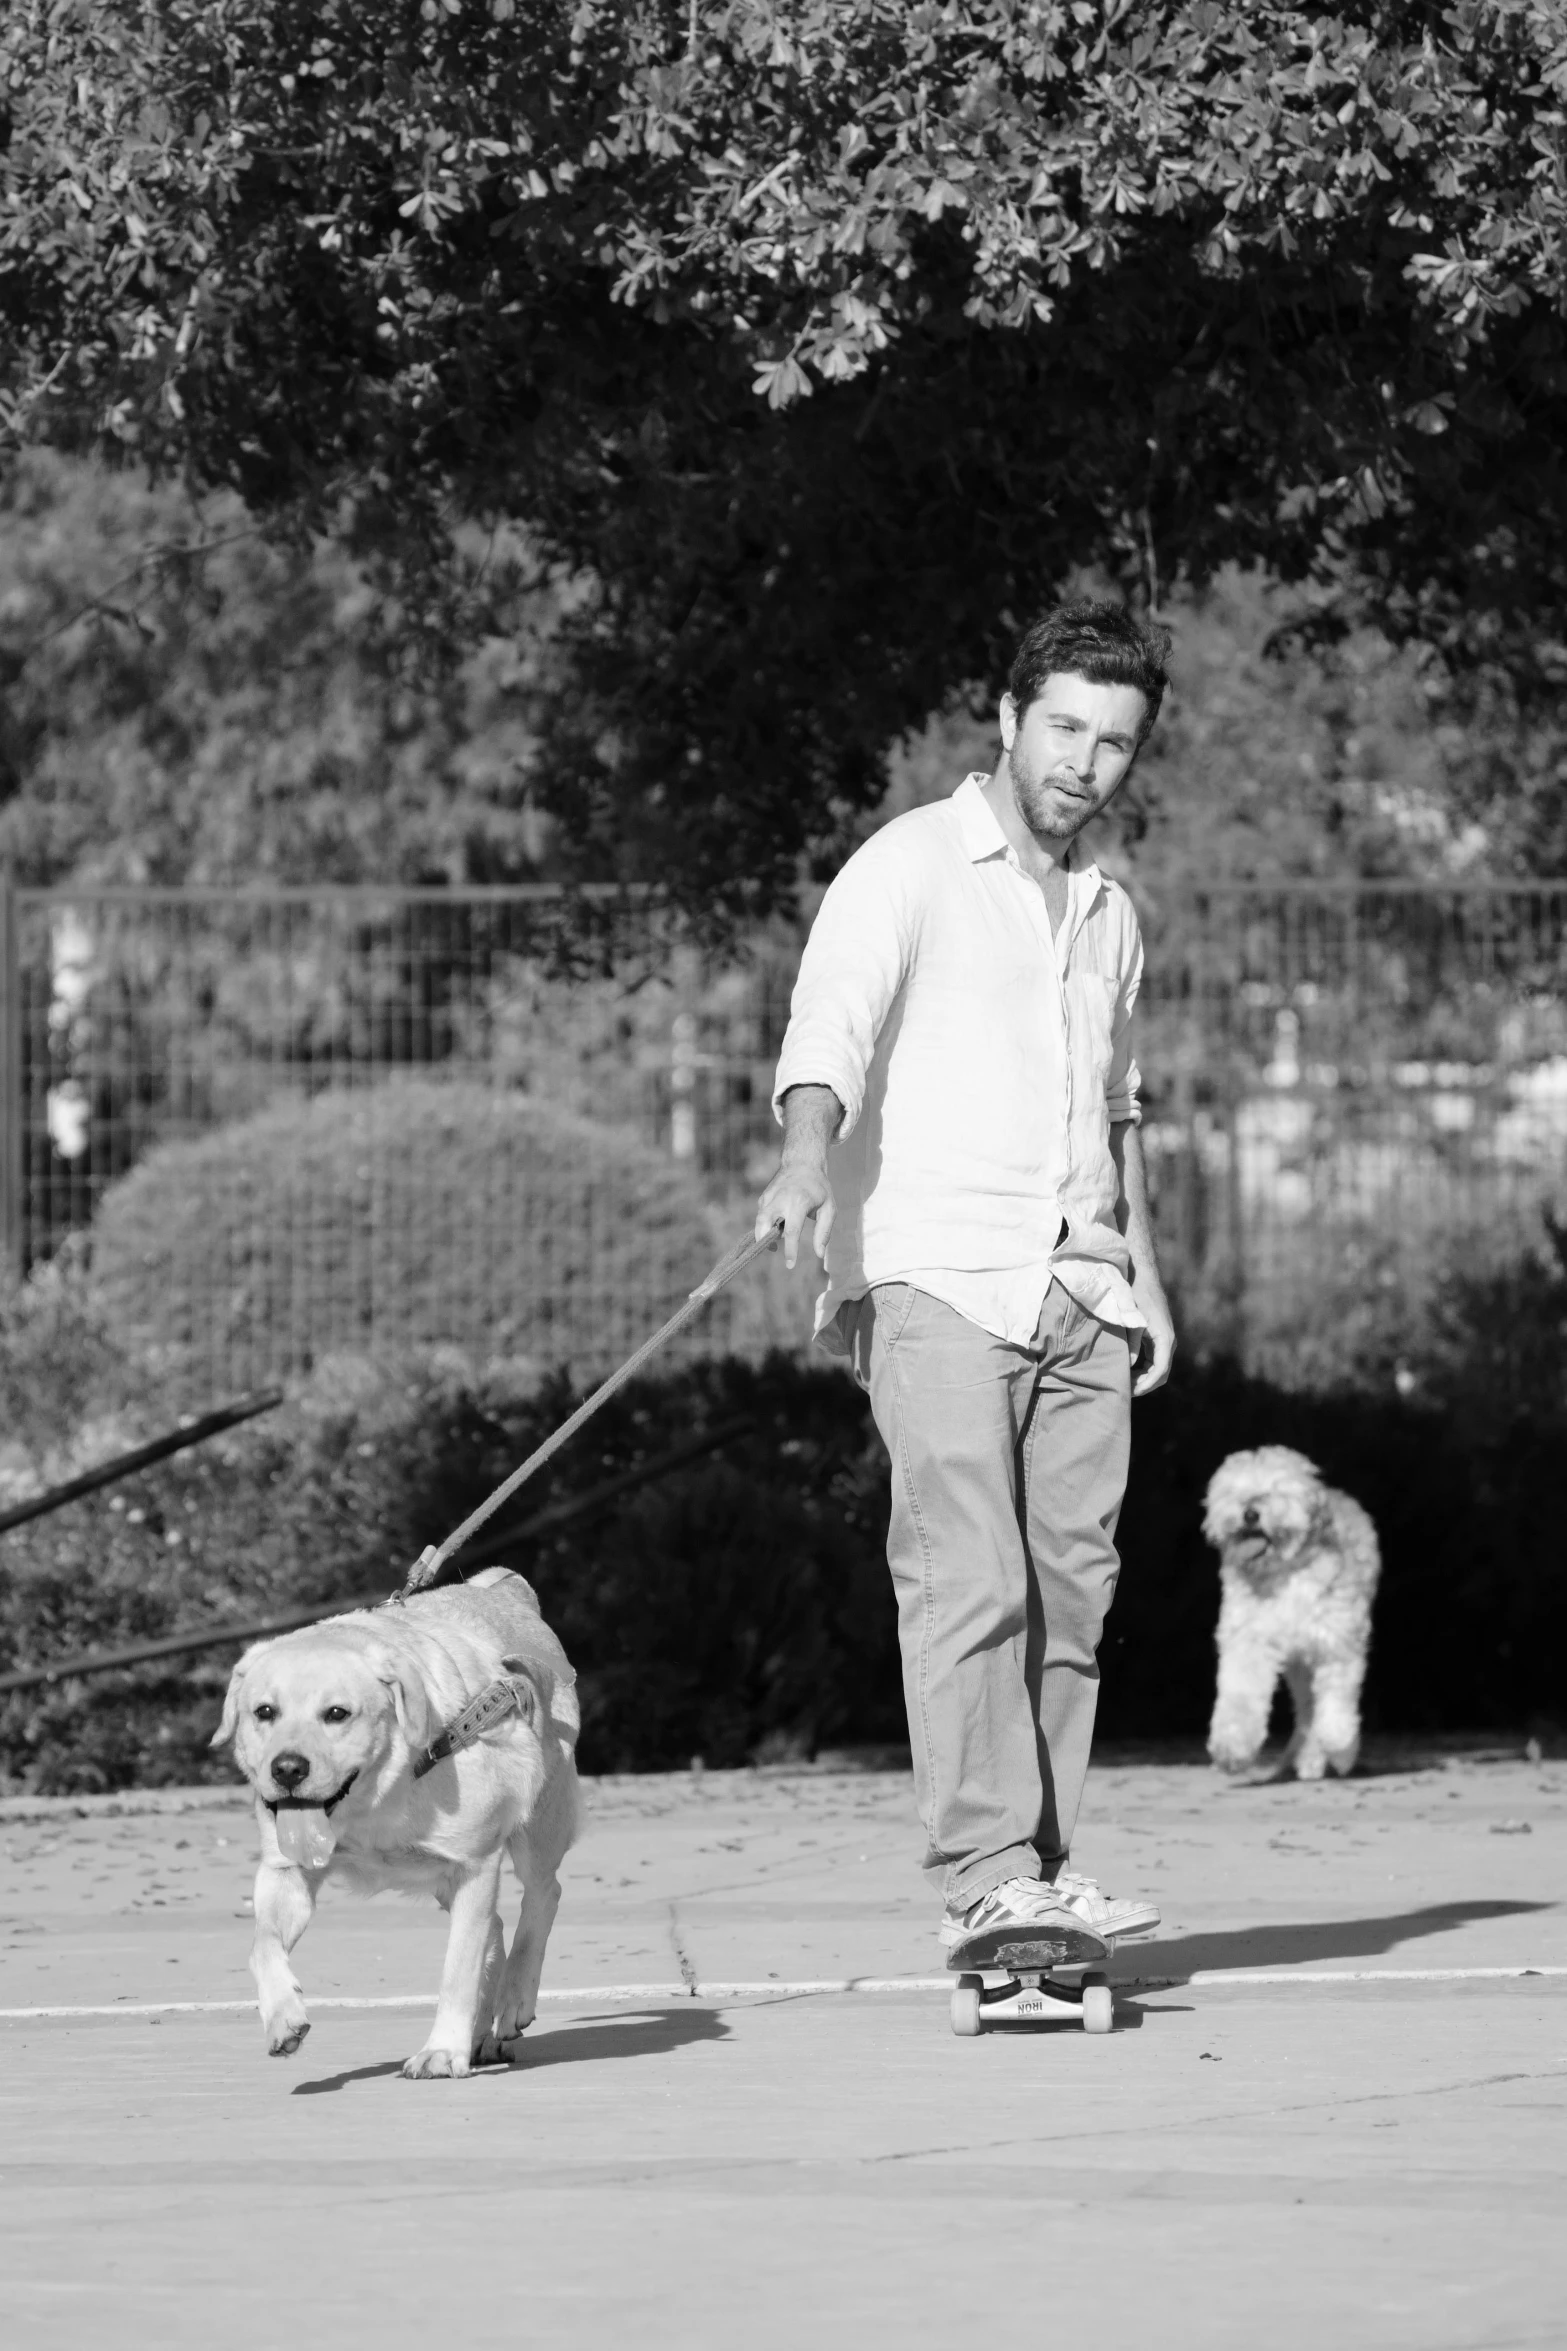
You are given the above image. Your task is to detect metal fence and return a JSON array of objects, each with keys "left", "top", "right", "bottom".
[
  {"left": 1136, "top": 882, "right": 1567, "bottom": 1377},
  {"left": 1, "top": 875, "right": 1563, "bottom": 1392}
]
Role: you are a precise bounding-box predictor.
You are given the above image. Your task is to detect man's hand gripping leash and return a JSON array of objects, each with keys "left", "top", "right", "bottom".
[{"left": 756, "top": 1082, "right": 842, "bottom": 1271}]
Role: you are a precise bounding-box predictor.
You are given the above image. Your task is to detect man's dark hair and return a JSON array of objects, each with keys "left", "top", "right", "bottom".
[{"left": 1007, "top": 599, "right": 1172, "bottom": 742}]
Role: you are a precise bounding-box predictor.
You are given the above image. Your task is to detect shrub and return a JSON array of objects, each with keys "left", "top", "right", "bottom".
[
  {"left": 528, "top": 1358, "right": 901, "bottom": 1771},
  {"left": 1104, "top": 1221, "right": 1567, "bottom": 1740},
  {"left": 0, "top": 1254, "right": 139, "bottom": 1496},
  {"left": 1172, "top": 1203, "right": 1567, "bottom": 1404},
  {"left": 89, "top": 1080, "right": 722, "bottom": 1381},
  {"left": 4, "top": 1216, "right": 1565, "bottom": 1793},
  {"left": 0, "top": 1350, "right": 905, "bottom": 1793}
]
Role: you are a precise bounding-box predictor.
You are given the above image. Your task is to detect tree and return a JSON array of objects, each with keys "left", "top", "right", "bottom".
[
  {"left": 869, "top": 561, "right": 1567, "bottom": 917},
  {"left": 0, "top": 449, "right": 571, "bottom": 886},
  {"left": 3, "top": 3, "right": 1564, "bottom": 916}
]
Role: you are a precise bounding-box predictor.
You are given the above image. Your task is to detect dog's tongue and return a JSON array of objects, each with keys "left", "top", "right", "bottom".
[{"left": 274, "top": 1808, "right": 339, "bottom": 1868}]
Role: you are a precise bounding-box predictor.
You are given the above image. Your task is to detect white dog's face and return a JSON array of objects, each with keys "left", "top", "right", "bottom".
[
  {"left": 215, "top": 1630, "right": 430, "bottom": 1806},
  {"left": 1203, "top": 1446, "right": 1329, "bottom": 1574}
]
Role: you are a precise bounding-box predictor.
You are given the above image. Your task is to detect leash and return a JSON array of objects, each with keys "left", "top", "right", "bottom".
[
  {"left": 239, "top": 1233, "right": 784, "bottom": 1829},
  {"left": 397, "top": 1221, "right": 782, "bottom": 1600}
]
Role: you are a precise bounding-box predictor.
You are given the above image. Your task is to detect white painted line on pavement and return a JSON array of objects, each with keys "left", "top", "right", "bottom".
[
  {"left": 1177, "top": 1965, "right": 1567, "bottom": 1987},
  {"left": 0, "top": 1981, "right": 942, "bottom": 2019},
  {"left": 3, "top": 1964, "right": 1567, "bottom": 2021},
  {"left": 3, "top": 1997, "right": 412, "bottom": 2019}
]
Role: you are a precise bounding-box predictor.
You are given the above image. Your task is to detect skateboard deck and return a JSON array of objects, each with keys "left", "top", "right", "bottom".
[
  {"left": 944, "top": 1923, "right": 1107, "bottom": 1974},
  {"left": 945, "top": 1926, "right": 1116, "bottom": 2037}
]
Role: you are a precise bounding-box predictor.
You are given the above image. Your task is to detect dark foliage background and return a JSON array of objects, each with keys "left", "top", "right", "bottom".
[
  {"left": 3, "top": 1217, "right": 1564, "bottom": 1793},
  {"left": 0, "top": 1351, "right": 903, "bottom": 1791},
  {"left": 6, "top": 4, "right": 1567, "bottom": 923}
]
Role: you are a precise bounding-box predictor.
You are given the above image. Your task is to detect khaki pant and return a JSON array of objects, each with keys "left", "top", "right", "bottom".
[{"left": 844, "top": 1281, "right": 1133, "bottom": 1909}]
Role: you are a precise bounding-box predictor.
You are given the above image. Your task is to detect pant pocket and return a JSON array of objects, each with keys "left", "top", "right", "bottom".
[
  {"left": 837, "top": 1296, "right": 873, "bottom": 1391},
  {"left": 870, "top": 1281, "right": 920, "bottom": 1348}
]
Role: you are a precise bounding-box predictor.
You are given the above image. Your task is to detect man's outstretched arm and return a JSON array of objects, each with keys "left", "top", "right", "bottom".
[
  {"left": 760, "top": 826, "right": 914, "bottom": 1272},
  {"left": 1110, "top": 1120, "right": 1176, "bottom": 1397},
  {"left": 756, "top": 1084, "right": 842, "bottom": 1270}
]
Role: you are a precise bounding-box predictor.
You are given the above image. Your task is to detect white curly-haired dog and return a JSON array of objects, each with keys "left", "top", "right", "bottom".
[{"left": 1203, "top": 1446, "right": 1381, "bottom": 1780}]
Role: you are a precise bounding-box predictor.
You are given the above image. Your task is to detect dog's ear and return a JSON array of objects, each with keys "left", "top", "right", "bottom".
[
  {"left": 501, "top": 1659, "right": 541, "bottom": 1728},
  {"left": 211, "top": 1654, "right": 251, "bottom": 1749},
  {"left": 1200, "top": 1486, "right": 1229, "bottom": 1549},
  {"left": 380, "top": 1665, "right": 434, "bottom": 1752},
  {"left": 1289, "top": 1455, "right": 1328, "bottom": 1533}
]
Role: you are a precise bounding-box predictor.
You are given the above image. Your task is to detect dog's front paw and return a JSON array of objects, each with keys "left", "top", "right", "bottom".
[
  {"left": 401, "top": 2044, "right": 474, "bottom": 2080},
  {"left": 474, "top": 2026, "right": 528, "bottom": 2068},
  {"left": 263, "top": 2002, "right": 311, "bottom": 2058},
  {"left": 1207, "top": 1741, "right": 1258, "bottom": 1776},
  {"left": 489, "top": 1997, "right": 537, "bottom": 2046}
]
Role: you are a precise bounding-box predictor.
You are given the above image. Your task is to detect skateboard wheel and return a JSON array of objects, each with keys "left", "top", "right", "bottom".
[
  {"left": 1081, "top": 1974, "right": 1113, "bottom": 2035},
  {"left": 950, "top": 1981, "right": 983, "bottom": 2037}
]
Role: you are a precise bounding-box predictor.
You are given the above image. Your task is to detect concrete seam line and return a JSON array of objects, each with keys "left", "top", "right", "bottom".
[{"left": 4, "top": 1966, "right": 1567, "bottom": 2021}]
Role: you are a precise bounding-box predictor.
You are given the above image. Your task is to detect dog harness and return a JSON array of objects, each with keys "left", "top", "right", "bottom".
[{"left": 412, "top": 1677, "right": 528, "bottom": 1780}]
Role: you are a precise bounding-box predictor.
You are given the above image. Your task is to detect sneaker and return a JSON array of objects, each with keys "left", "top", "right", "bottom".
[
  {"left": 1049, "top": 1868, "right": 1161, "bottom": 1941},
  {"left": 940, "top": 1874, "right": 1108, "bottom": 1957}
]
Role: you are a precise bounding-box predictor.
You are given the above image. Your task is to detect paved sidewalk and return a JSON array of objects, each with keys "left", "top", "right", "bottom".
[{"left": 2, "top": 1753, "right": 1564, "bottom": 2348}]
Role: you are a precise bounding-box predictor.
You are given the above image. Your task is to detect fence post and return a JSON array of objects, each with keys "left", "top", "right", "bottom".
[
  {"left": 670, "top": 1009, "right": 698, "bottom": 1160},
  {"left": 0, "top": 865, "right": 21, "bottom": 1284}
]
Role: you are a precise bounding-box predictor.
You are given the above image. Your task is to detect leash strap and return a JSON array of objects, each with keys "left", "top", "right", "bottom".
[
  {"left": 412, "top": 1677, "right": 523, "bottom": 1780},
  {"left": 398, "top": 1221, "right": 781, "bottom": 1598}
]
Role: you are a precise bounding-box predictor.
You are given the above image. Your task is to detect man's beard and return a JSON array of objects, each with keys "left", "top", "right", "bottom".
[{"left": 1009, "top": 744, "right": 1094, "bottom": 842}]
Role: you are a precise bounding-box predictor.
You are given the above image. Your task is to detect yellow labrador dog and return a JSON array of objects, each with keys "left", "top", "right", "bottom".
[{"left": 215, "top": 1567, "right": 579, "bottom": 2078}]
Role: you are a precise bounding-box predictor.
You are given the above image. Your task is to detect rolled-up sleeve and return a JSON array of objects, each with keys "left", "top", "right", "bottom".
[
  {"left": 1105, "top": 907, "right": 1144, "bottom": 1127},
  {"left": 772, "top": 833, "right": 914, "bottom": 1139}
]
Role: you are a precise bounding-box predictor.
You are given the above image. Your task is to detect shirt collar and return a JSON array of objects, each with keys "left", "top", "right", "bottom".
[{"left": 953, "top": 773, "right": 1102, "bottom": 894}]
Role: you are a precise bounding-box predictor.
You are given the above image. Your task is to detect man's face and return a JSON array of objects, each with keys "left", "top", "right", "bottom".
[{"left": 1000, "top": 671, "right": 1149, "bottom": 844}]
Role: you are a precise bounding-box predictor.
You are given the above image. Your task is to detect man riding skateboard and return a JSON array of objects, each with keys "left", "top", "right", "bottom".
[{"left": 757, "top": 600, "right": 1174, "bottom": 1962}]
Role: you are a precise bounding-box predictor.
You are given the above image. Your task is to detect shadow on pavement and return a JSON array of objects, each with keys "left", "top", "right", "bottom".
[
  {"left": 506, "top": 2006, "right": 731, "bottom": 2070},
  {"left": 291, "top": 2007, "right": 729, "bottom": 2093},
  {"left": 1113, "top": 1998, "right": 1190, "bottom": 2024},
  {"left": 293, "top": 2060, "right": 408, "bottom": 2095},
  {"left": 1120, "top": 1898, "right": 1555, "bottom": 1982}
]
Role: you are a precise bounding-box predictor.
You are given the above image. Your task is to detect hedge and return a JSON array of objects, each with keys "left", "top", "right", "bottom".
[
  {"left": 2, "top": 1220, "right": 1563, "bottom": 1791},
  {"left": 89, "top": 1080, "right": 721, "bottom": 1377},
  {"left": 0, "top": 1350, "right": 904, "bottom": 1791}
]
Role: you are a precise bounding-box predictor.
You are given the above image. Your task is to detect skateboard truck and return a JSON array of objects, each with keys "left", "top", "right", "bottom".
[
  {"left": 949, "top": 1966, "right": 1114, "bottom": 2037},
  {"left": 944, "top": 1927, "right": 1115, "bottom": 2038}
]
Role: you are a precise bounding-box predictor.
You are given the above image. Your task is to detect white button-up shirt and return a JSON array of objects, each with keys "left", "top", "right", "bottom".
[{"left": 772, "top": 774, "right": 1147, "bottom": 1349}]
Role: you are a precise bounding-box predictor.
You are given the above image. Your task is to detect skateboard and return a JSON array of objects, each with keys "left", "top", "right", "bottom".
[{"left": 945, "top": 1925, "right": 1115, "bottom": 2037}]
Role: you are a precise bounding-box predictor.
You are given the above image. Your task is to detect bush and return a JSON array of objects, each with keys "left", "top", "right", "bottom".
[
  {"left": 90, "top": 1080, "right": 722, "bottom": 1380},
  {"left": 1106, "top": 1369, "right": 1567, "bottom": 1743},
  {"left": 1106, "top": 1219, "right": 1567, "bottom": 1740},
  {"left": 0, "top": 1350, "right": 905, "bottom": 1793},
  {"left": 0, "top": 1256, "right": 139, "bottom": 1498},
  {"left": 0, "top": 1347, "right": 454, "bottom": 1793},
  {"left": 4, "top": 1217, "right": 1565, "bottom": 1793}
]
